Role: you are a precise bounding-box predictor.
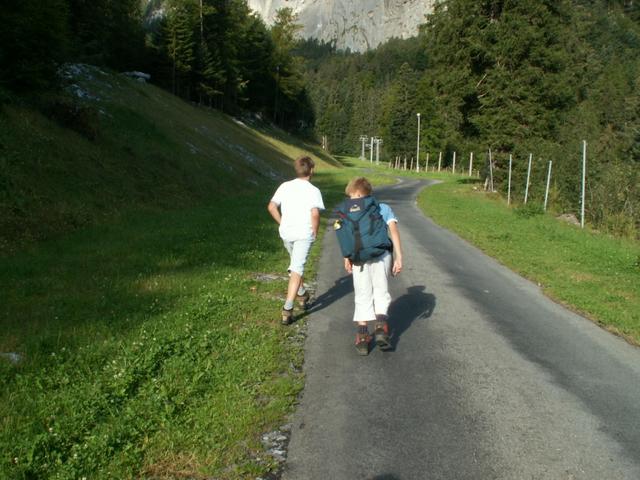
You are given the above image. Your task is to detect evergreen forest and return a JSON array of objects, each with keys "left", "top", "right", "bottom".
[
  {"left": 1, "top": 0, "right": 639, "bottom": 236},
  {"left": 304, "top": 0, "right": 640, "bottom": 237},
  {"left": 1, "top": 0, "right": 312, "bottom": 129}
]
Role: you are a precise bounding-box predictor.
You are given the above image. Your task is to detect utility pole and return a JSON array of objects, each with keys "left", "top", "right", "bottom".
[
  {"left": 524, "top": 153, "right": 532, "bottom": 204},
  {"left": 488, "top": 149, "right": 494, "bottom": 192},
  {"left": 581, "top": 141, "right": 587, "bottom": 228},
  {"left": 359, "top": 135, "right": 368, "bottom": 160},
  {"left": 375, "top": 138, "right": 383, "bottom": 164},
  {"left": 370, "top": 137, "right": 375, "bottom": 163},
  {"left": 416, "top": 113, "right": 421, "bottom": 172},
  {"left": 507, "top": 154, "right": 513, "bottom": 205},
  {"left": 544, "top": 160, "right": 553, "bottom": 211}
]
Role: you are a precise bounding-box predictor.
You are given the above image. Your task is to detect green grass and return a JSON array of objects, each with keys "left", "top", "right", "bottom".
[
  {"left": 0, "top": 141, "right": 391, "bottom": 478},
  {"left": 0, "top": 65, "right": 335, "bottom": 253},
  {"left": 0, "top": 66, "right": 360, "bottom": 478},
  {"left": 0, "top": 194, "right": 309, "bottom": 479},
  {"left": 418, "top": 177, "right": 640, "bottom": 343}
]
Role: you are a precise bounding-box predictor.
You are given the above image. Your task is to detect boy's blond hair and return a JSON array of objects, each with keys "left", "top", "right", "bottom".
[
  {"left": 294, "top": 156, "right": 315, "bottom": 177},
  {"left": 345, "top": 177, "right": 373, "bottom": 196}
]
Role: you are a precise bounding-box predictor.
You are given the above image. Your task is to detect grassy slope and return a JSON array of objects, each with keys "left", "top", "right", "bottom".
[
  {"left": 0, "top": 67, "right": 358, "bottom": 479},
  {"left": 417, "top": 176, "right": 640, "bottom": 343},
  {"left": 0, "top": 64, "right": 337, "bottom": 252}
]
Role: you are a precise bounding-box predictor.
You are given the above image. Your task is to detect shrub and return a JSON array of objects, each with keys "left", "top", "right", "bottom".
[{"left": 514, "top": 202, "right": 545, "bottom": 218}]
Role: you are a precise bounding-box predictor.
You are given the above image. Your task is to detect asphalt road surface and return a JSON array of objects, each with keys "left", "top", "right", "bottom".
[{"left": 282, "top": 178, "right": 640, "bottom": 480}]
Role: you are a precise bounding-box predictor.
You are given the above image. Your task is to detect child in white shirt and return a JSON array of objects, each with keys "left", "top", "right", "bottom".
[{"left": 268, "top": 156, "right": 325, "bottom": 324}]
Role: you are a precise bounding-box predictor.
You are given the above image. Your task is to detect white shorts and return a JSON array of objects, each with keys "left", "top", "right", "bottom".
[
  {"left": 352, "top": 252, "right": 392, "bottom": 322},
  {"left": 283, "top": 238, "right": 313, "bottom": 276}
]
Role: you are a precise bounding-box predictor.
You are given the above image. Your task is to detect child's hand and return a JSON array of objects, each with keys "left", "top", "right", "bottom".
[
  {"left": 344, "top": 258, "right": 353, "bottom": 274},
  {"left": 392, "top": 258, "right": 403, "bottom": 276}
]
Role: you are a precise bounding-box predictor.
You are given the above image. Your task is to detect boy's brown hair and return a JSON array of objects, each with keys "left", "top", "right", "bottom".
[
  {"left": 345, "top": 177, "right": 373, "bottom": 196},
  {"left": 294, "top": 156, "right": 315, "bottom": 177}
]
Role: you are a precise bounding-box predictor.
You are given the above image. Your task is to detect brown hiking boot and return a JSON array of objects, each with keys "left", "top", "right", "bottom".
[
  {"left": 296, "top": 291, "right": 310, "bottom": 310},
  {"left": 281, "top": 308, "right": 293, "bottom": 325},
  {"left": 374, "top": 322, "right": 391, "bottom": 351},
  {"left": 355, "top": 332, "right": 372, "bottom": 356}
]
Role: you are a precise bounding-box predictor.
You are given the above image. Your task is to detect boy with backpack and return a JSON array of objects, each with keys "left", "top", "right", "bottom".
[
  {"left": 334, "top": 177, "right": 403, "bottom": 355},
  {"left": 268, "top": 156, "right": 325, "bottom": 325}
]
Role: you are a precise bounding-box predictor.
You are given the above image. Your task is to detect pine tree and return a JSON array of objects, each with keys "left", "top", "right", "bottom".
[
  {"left": 381, "top": 63, "right": 419, "bottom": 159},
  {"left": 270, "top": 8, "right": 306, "bottom": 125},
  {"left": 165, "top": 0, "right": 197, "bottom": 97}
]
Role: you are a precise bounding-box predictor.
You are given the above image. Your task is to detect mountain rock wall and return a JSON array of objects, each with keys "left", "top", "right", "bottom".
[{"left": 247, "top": 0, "right": 436, "bottom": 52}]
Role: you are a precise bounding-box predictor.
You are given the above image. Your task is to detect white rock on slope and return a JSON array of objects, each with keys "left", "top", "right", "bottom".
[{"left": 247, "top": 0, "right": 436, "bottom": 52}]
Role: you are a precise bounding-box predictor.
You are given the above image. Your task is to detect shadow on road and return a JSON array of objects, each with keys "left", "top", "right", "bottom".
[
  {"left": 369, "top": 475, "right": 401, "bottom": 480},
  {"left": 308, "top": 275, "right": 352, "bottom": 314},
  {"left": 388, "top": 285, "right": 436, "bottom": 350}
]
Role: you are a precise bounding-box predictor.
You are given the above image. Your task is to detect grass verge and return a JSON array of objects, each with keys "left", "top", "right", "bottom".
[
  {"left": 418, "top": 177, "right": 640, "bottom": 344},
  {"left": 0, "top": 156, "right": 392, "bottom": 478},
  {"left": 0, "top": 193, "right": 310, "bottom": 479}
]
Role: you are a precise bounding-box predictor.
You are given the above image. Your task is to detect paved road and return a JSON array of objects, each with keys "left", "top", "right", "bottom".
[{"left": 282, "top": 178, "right": 640, "bottom": 480}]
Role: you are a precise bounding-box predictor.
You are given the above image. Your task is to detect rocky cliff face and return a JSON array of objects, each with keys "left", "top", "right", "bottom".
[{"left": 247, "top": 0, "right": 436, "bottom": 52}]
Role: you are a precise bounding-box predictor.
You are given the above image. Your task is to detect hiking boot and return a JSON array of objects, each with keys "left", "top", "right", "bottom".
[
  {"left": 374, "top": 322, "right": 392, "bottom": 351},
  {"left": 355, "top": 332, "right": 371, "bottom": 356},
  {"left": 296, "top": 291, "right": 310, "bottom": 310},
  {"left": 281, "top": 308, "right": 294, "bottom": 325}
]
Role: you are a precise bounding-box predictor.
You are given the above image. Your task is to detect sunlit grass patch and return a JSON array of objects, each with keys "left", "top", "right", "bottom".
[
  {"left": 0, "top": 161, "right": 384, "bottom": 478},
  {"left": 0, "top": 194, "right": 306, "bottom": 479},
  {"left": 418, "top": 178, "right": 640, "bottom": 344}
]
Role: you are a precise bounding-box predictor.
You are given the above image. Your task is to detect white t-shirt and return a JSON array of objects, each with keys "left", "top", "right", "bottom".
[{"left": 271, "top": 178, "right": 325, "bottom": 241}]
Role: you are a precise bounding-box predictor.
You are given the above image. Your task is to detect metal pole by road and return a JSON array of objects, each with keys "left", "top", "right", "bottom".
[
  {"left": 370, "top": 137, "right": 374, "bottom": 163},
  {"left": 469, "top": 152, "right": 473, "bottom": 176},
  {"left": 416, "top": 113, "right": 421, "bottom": 173},
  {"left": 376, "top": 138, "right": 383, "bottom": 164},
  {"left": 524, "top": 153, "right": 532, "bottom": 204},
  {"left": 359, "top": 135, "right": 367, "bottom": 159},
  {"left": 438, "top": 152, "right": 442, "bottom": 172},
  {"left": 507, "top": 154, "right": 513, "bottom": 205},
  {"left": 452, "top": 151, "right": 457, "bottom": 174},
  {"left": 581, "top": 141, "right": 587, "bottom": 228},
  {"left": 426, "top": 152, "right": 430, "bottom": 172},
  {"left": 488, "top": 149, "right": 494, "bottom": 192},
  {"left": 544, "top": 160, "right": 553, "bottom": 211}
]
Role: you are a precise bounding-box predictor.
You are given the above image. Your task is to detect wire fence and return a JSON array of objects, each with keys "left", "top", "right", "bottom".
[{"left": 384, "top": 142, "right": 589, "bottom": 228}]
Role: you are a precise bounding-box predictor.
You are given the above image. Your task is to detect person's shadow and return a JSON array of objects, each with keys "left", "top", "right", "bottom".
[
  {"left": 306, "top": 275, "right": 352, "bottom": 314},
  {"left": 387, "top": 285, "right": 436, "bottom": 350}
]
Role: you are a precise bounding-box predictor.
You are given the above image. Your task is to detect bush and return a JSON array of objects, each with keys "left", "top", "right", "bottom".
[{"left": 514, "top": 202, "right": 545, "bottom": 218}]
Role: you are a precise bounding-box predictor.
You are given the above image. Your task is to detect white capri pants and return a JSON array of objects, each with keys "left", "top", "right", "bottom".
[
  {"left": 352, "top": 252, "right": 392, "bottom": 322},
  {"left": 283, "top": 238, "right": 313, "bottom": 276}
]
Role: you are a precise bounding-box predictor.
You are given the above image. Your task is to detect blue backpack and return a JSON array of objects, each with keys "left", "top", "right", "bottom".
[{"left": 334, "top": 196, "right": 392, "bottom": 262}]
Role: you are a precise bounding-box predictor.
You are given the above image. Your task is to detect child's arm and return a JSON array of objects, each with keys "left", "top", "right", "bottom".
[
  {"left": 267, "top": 201, "right": 281, "bottom": 224},
  {"left": 311, "top": 207, "right": 320, "bottom": 239},
  {"left": 388, "top": 222, "right": 403, "bottom": 276}
]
